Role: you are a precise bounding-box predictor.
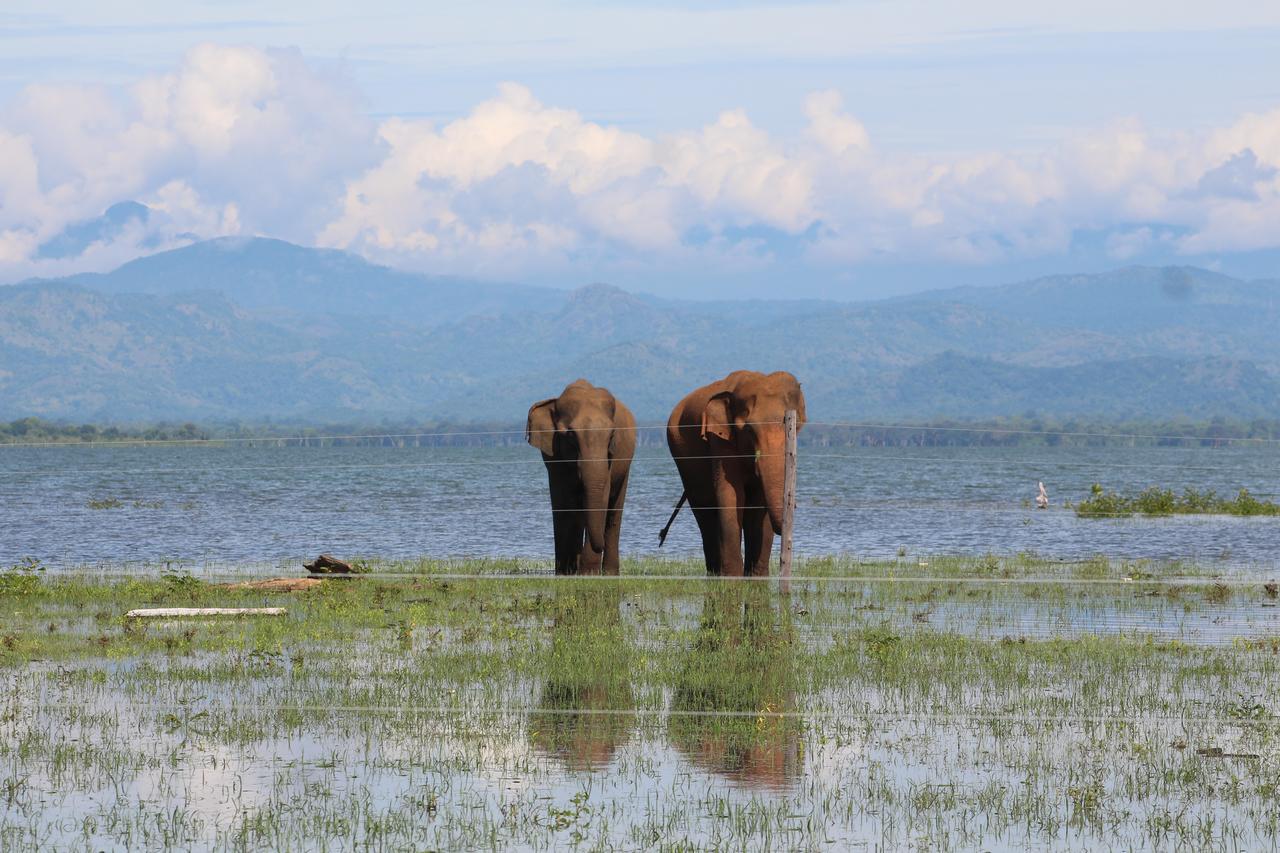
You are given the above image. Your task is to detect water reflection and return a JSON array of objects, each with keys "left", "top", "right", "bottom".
[
  {"left": 668, "top": 585, "right": 803, "bottom": 789},
  {"left": 528, "top": 587, "right": 635, "bottom": 770}
]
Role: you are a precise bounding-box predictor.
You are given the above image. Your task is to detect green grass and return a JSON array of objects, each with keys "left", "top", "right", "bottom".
[
  {"left": 1076, "top": 483, "right": 1280, "bottom": 518},
  {"left": 0, "top": 558, "right": 1278, "bottom": 850}
]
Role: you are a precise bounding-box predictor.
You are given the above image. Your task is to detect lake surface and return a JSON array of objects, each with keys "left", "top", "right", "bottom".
[{"left": 2, "top": 440, "right": 1279, "bottom": 571}]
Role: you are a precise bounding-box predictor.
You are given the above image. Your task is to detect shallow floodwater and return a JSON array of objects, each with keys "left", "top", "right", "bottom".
[
  {"left": 2, "top": 441, "right": 1279, "bottom": 569},
  {"left": 5, "top": 584, "right": 1279, "bottom": 851}
]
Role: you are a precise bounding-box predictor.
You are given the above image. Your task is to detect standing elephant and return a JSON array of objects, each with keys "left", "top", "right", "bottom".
[
  {"left": 527, "top": 380, "right": 636, "bottom": 575},
  {"left": 666, "top": 370, "right": 805, "bottom": 576}
]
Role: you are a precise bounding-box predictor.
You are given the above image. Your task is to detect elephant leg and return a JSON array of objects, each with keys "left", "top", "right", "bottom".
[
  {"left": 689, "top": 505, "right": 722, "bottom": 575},
  {"left": 602, "top": 471, "right": 629, "bottom": 575},
  {"left": 743, "top": 505, "right": 774, "bottom": 577},
  {"left": 546, "top": 462, "right": 582, "bottom": 575},
  {"left": 673, "top": 454, "right": 723, "bottom": 575},
  {"left": 717, "top": 507, "right": 745, "bottom": 577},
  {"left": 559, "top": 513, "right": 586, "bottom": 575},
  {"left": 714, "top": 461, "right": 747, "bottom": 577}
]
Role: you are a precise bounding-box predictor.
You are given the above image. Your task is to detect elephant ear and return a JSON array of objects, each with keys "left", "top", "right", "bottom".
[
  {"left": 526, "top": 398, "right": 557, "bottom": 456},
  {"left": 793, "top": 385, "right": 807, "bottom": 429},
  {"left": 700, "top": 392, "right": 734, "bottom": 442}
]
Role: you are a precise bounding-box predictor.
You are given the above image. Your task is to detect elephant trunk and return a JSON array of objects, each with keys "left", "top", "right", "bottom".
[
  {"left": 756, "top": 427, "right": 788, "bottom": 535},
  {"left": 578, "top": 455, "right": 611, "bottom": 554}
]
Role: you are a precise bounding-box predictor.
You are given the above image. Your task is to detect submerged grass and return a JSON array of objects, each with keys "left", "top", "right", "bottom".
[{"left": 1, "top": 558, "right": 1278, "bottom": 849}]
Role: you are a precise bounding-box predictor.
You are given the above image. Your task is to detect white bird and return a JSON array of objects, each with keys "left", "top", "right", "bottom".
[{"left": 1036, "top": 482, "right": 1049, "bottom": 509}]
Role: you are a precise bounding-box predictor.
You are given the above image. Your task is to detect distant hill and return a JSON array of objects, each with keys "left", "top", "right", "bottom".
[
  {"left": 60, "top": 236, "right": 564, "bottom": 326},
  {"left": 2, "top": 239, "right": 1279, "bottom": 422},
  {"left": 910, "top": 266, "right": 1280, "bottom": 363}
]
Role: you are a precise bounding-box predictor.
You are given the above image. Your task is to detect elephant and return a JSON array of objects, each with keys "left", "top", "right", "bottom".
[
  {"left": 666, "top": 370, "right": 805, "bottom": 577},
  {"left": 527, "top": 379, "right": 636, "bottom": 575}
]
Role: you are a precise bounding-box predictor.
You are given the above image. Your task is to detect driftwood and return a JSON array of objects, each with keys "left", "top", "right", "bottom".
[
  {"left": 304, "top": 554, "right": 356, "bottom": 574},
  {"left": 125, "top": 607, "right": 286, "bottom": 619},
  {"left": 217, "top": 578, "right": 324, "bottom": 592}
]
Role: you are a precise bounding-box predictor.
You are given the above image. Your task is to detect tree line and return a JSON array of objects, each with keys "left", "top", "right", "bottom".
[{"left": 4, "top": 415, "right": 1280, "bottom": 449}]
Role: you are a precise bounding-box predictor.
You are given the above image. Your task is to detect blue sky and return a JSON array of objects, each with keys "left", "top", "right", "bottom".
[{"left": 1, "top": 1, "right": 1279, "bottom": 297}]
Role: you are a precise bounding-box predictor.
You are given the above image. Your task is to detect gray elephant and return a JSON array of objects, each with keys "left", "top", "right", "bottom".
[{"left": 526, "top": 380, "right": 636, "bottom": 574}]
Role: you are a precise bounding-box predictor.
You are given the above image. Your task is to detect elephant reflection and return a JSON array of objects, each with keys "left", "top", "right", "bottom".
[
  {"left": 667, "top": 585, "right": 802, "bottom": 788},
  {"left": 529, "top": 587, "right": 634, "bottom": 770}
]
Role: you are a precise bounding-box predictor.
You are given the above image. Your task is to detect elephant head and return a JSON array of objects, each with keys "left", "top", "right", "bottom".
[
  {"left": 527, "top": 380, "right": 626, "bottom": 556},
  {"left": 698, "top": 371, "right": 806, "bottom": 535}
]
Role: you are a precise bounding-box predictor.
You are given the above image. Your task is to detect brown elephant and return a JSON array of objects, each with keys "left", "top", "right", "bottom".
[
  {"left": 666, "top": 370, "right": 805, "bottom": 576},
  {"left": 527, "top": 379, "right": 636, "bottom": 574}
]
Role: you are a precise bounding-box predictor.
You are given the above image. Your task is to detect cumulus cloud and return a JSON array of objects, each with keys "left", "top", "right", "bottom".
[
  {"left": 1193, "top": 149, "right": 1277, "bottom": 201},
  {"left": 0, "top": 44, "right": 377, "bottom": 278},
  {"left": 321, "top": 86, "right": 820, "bottom": 269},
  {"left": 3, "top": 44, "right": 1280, "bottom": 283},
  {"left": 803, "top": 90, "right": 870, "bottom": 157}
]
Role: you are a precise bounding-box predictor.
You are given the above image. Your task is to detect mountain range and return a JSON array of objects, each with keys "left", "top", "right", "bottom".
[{"left": 2, "top": 236, "right": 1278, "bottom": 423}]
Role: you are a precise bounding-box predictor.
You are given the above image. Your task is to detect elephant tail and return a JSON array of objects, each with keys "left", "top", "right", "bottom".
[{"left": 658, "top": 492, "right": 688, "bottom": 547}]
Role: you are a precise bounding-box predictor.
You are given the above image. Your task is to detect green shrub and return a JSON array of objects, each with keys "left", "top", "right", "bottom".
[
  {"left": 0, "top": 557, "right": 44, "bottom": 597},
  {"left": 1076, "top": 484, "right": 1280, "bottom": 518}
]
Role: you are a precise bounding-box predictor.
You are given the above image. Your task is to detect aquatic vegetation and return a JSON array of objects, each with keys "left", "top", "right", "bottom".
[
  {"left": 0, "top": 557, "right": 44, "bottom": 597},
  {"left": 0, "top": 558, "right": 1276, "bottom": 849},
  {"left": 1076, "top": 483, "right": 1280, "bottom": 518}
]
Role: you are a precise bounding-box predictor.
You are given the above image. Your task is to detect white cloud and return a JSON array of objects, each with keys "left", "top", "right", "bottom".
[
  {"left": 1105, "top": 226, "right": 1157, "bottom": 260},
  {"left": 0, "top": 43, "right": 377, "bottom": 279},
  {"left": 146, "top": 180, "right": 242, "bottom": 237},
  {"left": 321, "top": 87, "right": 817, "bottom": 270},
  {"left": 659, "top": 108, "right": 813, "bottom": 231},
  {"left": 803, "top": 90, "right": 870, "bottom": 157},
  {"left": 4, "top": 43, "right": 1280, "bottom": 284}
]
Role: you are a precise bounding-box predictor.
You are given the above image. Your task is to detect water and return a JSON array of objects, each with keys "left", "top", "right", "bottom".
[
  {"left": 1, "top": 441, "right": 1278, "bottom": 569},
  {"left": 7, "top": 585, "right": 1279, "bottom": 850}
]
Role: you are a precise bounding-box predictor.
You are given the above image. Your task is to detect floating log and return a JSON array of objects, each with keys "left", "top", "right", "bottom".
[
  {"left": 304, "top": 554, "right": 356, "bottom": 574},
  {"left": 125, "top": 607, "right": 286, "bottom": 619}
]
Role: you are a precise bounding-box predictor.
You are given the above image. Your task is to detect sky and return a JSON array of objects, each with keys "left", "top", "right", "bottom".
[{"left": 1, "top": 1, "right": 1279, "bottom": 298}]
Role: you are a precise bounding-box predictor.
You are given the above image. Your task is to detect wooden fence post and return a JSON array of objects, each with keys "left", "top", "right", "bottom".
[{"left": 780, "top": 409, "right": 797, "bottom": 594}]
